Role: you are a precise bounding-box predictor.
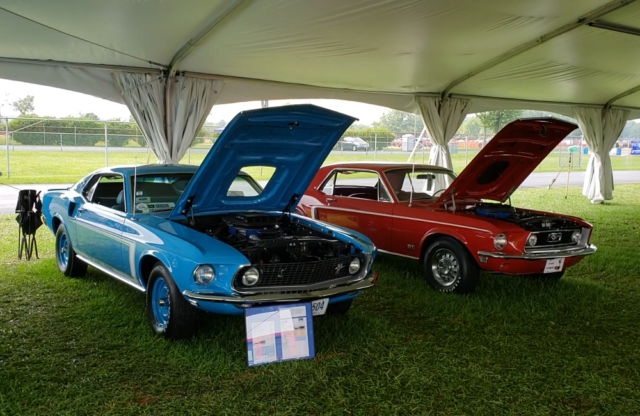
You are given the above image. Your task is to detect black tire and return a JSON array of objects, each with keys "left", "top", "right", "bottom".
[
  {"left": 423, "top": 237, "right": 479, "bottom": 293},
  {"left": 146, "top": 262, "right": 199, "bottom": 340},
  {"left": 55, "top": 225, "right": 87, "bottom": 277},
  {"left": 327, "top": 299, "right": 353, "bottom": 315}
]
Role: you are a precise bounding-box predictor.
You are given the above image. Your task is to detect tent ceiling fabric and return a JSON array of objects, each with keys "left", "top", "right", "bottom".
[{"left": 3, "top": 0, "right": 640, "bottom": 117}]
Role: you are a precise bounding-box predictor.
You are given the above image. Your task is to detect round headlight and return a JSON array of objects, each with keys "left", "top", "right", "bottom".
[
  {"left": 242, "top": 267, "right": 261, "bottom": 286},
  {"left": 348, "top": 258, "right": 361, "bottom": 275},
  {"left": 193, "top": 265, "right": 215, "bottom": 285},
  {"left": 571, "top": 230, "right": 582, "bottom": 244},
  {"left": 493, "top": 233, "right": 507, "bottom": 250},
  {"left": 526, "top": 234, "right": 538, "bottom": 246}
]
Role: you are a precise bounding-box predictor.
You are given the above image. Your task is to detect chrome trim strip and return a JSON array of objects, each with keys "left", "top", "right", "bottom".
[
  {"left": 76, "top": 254, "right": 146, "bottom": 292},
  {"left": 378, "top": 249, "right": 419, "bottom": 260},
  {"left": 478, "top": 244, "right": 597, "bottom": 260},
  {"left": 310, "top": 205, "right": 491, "bottom": 233},
  {"left": 183, "top": 272, "right": 377, "bottom": 304}
]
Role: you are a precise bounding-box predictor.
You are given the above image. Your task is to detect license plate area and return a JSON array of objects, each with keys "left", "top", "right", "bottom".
[
  {"left": 544, "top": 258, "right": 565, "bottom": 273},
  {"left": 311, "top": 298, "right": 329, "bottom": 316}
]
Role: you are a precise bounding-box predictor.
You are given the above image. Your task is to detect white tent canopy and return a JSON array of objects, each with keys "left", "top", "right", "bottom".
[{"left": 2, "top": 0, "right": 640, "bottom": 199}]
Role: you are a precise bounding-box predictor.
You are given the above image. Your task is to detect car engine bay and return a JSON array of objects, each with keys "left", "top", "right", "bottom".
[
  {"left": 188, "top": 213, "right": 358, "bottom": 264},
  {"left": 470, "top": 203, "right": 582, "bottom": 231}
]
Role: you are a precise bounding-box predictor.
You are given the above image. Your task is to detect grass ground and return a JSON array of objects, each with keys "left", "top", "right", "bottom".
[
  {"left": 1, "top": 148, "right": 639, "bottom": 184},
  {"left": 1, "top": 185, "right": 639, "bottom": 415}
]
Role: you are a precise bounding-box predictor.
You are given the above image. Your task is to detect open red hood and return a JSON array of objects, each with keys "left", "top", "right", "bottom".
[{"left": 437, "top": 118, "right": 577, "bottom": 204}]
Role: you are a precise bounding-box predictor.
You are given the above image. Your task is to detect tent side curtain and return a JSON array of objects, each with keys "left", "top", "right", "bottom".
[
  {"left": 112, "top": 72, "right": 171, "bottom": 163},
  {"left": 169, "top": 77, "right": 223, "bottom": 163},
  {"left": 112, "top": 72, "right": 223, "bottom": 164},
  {"left": 416, "top": 96, "right": 471, "bottom": 170},
  {"left": 572, "top": 106, "right": 629, "bottom": 204}
]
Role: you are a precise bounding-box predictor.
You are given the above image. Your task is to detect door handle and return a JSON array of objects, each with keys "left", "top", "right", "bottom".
[
  {"left": 326, "top": 198, "right": 336, "bottom": 203},
  {"left": 77, "top": 207, "right": 87, "bottom": 213}
]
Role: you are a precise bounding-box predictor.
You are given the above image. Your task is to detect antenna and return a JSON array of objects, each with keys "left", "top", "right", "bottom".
[{"left": 132, "top": 158, "right": 137, "bottom": 220}]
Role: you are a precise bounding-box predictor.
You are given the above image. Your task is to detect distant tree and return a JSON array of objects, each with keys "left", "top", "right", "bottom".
[
  {"left": 475, "top": 110, "right": 523, "bottom": 143},
  {"left": 373, "top": 110, "right": 424, "bottom": 133},
  {"left": 79, "top": 112, "right": 100, "bottom": 120},
  {"left": 459, "top": 116, "right": 482, "bottom": 139},
  {"left": 12, "top": 95, "right": 35, "bottom": 116}
]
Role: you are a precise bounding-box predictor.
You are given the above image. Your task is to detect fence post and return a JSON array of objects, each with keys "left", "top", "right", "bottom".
[
  {"left": 5, "top": 117, "right": 9, "bottom": 178},
  {"left": 374, "top": 133, "right": 377, "bottom": 161},
  {"left": 60, "top": 133, "right": 63, "bottom": 151},
  {"left": 43, "top": 124, "right": 46, "bottom": 146},
  {"left": 74, "top": 125, "right": 77, "bottom": 147},
  {"left": 104, "top": 121, "right": 108, "bottom": 167}
]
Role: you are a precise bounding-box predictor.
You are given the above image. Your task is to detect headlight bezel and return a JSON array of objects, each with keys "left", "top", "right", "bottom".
[
  {"left": 526, "top": 234, "right": 538, "bottom": 247},
  {"left": 571, "top": 230, "right": 582, "bottom": 244},
  {"left": 241, "top": 267, "right": 261, "bottom": 287},
  {"left": 493, "top": 233, "right": 508, "bottom": 250},
  {"left": 348, "top": 257, "right": 361, "bottom": 275},
  {"left": 193, "top": 264, "right": 215, "bottom": 286}
]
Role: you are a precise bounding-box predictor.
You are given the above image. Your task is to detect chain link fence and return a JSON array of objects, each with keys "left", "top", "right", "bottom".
[{"left": 0, "top": 116, "right": 615, "bottom": 185}]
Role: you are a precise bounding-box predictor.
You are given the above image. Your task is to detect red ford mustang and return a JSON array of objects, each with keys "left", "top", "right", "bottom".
[{"left": 298, "top": 118, "right": 596, "bottom": 293}]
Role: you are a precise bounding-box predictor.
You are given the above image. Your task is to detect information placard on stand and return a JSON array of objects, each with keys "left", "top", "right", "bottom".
[{"left": 245, "top": 303, "right": 315, "bottom": 367}]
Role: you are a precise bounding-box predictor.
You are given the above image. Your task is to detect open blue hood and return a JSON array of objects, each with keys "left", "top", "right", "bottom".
[{"left": 169, "top": 105, "right": 356, "bottom": 219}]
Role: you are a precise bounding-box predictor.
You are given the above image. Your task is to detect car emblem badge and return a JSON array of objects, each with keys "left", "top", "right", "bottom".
[
  {"left": 547, "top": 232, "right": 562, "bottom": 243},
  {"left": 335, "top": 262, "right": 345, "bottom": 275}
]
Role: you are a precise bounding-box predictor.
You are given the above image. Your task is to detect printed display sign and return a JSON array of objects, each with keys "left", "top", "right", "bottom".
[
  {"left": 631, "top": 140, "right": 640, "bottom": 156},
  {"left": 245, "top": 303, "right": 315, "bottom": 366}
]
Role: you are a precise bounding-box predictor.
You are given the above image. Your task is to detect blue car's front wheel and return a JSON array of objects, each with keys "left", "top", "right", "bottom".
[
  {"left": 55, "top": 225, "right": 87, "bottom": 278},
  {"left": 146, "top": 262, "right": 199, "bottom": 340}
]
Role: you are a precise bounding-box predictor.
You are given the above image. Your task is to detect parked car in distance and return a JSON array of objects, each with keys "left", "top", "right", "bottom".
[
  {"left": 340, "top": 136, "right": 370, "bottom": 151},
  {"left": 298, "top": 118, "right": 596, "bottom": 293},
  {"left": 42, "top": 105, "right": 378, "bottom": 339}
]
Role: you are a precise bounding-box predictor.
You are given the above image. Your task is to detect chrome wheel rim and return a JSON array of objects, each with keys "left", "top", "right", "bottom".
[
  {"left": 57, "top": 232, "right": 69, "bottom": 269},
  {"left": 151, "top": 277, "right": 170, "bottom": 329},
  {"left": 431, "top": 248, "right": 460, "bottom": 287}
]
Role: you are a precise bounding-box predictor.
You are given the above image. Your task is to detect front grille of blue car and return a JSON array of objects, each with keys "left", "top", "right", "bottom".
[{"left": 235, "top": 255, "right": 363, "bottom": 290}]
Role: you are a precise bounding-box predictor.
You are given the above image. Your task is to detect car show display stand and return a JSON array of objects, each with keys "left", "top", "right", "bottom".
[{"left": 245, "top": 303, "right": 315, "bottom": 367}]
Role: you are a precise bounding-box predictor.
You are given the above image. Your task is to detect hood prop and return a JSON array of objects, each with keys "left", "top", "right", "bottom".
[
  {"left": 283, "top": 193, "right": 299, "bottom": 219},
  {"left": 182, "top": 196, "right": 197, "bottom": 226}
]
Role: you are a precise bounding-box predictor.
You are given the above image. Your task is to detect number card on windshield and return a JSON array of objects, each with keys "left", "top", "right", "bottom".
[{"left": 245, "top": 303, "right": 315, "bottom": 367}]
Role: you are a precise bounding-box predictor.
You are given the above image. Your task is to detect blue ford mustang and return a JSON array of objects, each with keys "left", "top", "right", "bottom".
[{"left": 42, "top": 105, "right": 377, "bottom": 339}]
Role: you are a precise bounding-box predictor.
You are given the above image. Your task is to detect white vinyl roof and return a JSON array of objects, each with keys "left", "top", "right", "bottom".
[{"left": 2, "top": 0, "right": 640, "bottom": 116}]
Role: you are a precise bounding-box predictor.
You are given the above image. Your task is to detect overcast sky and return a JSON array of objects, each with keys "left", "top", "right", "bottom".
[{"left": 0, "top": 79, "right": 391, "bottom": 124}]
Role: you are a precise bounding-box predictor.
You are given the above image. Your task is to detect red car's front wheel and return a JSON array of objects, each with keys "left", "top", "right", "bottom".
[{"left": 423, "top": 237, "right": 479, "bottom": 293}]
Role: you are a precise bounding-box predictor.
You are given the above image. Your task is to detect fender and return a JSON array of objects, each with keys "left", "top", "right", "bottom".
[{"left": 420, "top": 226, "right": 471, "bottom": 260}]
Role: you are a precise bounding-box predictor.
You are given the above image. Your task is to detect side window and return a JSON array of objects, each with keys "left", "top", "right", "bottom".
[
  {"left": 319, "top": 171, "right": 337, "bottom": 195},
  {"left": 322, "top": 170, "right": 391, "bottom": 202},
  {"left": 84, "top": 175, "right": 124, "bottom": 208}
]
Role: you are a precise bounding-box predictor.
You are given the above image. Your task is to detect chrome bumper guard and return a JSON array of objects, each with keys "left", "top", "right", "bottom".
[
  {"left": 478, "top": 244, "right": 597, "bottom": 260},
  {"left": 182, "top": 271, "right": 377, "bottom": 305}
]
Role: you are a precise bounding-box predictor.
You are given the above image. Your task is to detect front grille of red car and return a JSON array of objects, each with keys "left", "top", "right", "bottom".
[
  {"left": 527, "top": 229, "right": 580, "bottom": 249},
  {"left": 235, "top": 255, "right": 362, "bottom": 290}
]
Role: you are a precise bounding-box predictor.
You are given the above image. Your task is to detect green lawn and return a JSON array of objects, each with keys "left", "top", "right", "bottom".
[
  {"left": 1, "top": 185, "right": 639, "bottom": 414},
  {"left": 1, "top": 148, "right": 639, "bottom": 184}
]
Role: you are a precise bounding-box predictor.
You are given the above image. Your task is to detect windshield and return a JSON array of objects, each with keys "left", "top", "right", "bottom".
[
  {"left": 131, "top": 172, "right": 262, "bottom": 214},
  {"left": 384, "top": 168, "right": 456, "bottom": 202}
]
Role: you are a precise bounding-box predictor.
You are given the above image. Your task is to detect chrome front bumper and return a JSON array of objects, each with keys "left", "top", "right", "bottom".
[
  {"left": 182, "top": 271, "right": 377, "bottom": 305},
  {"left": 478, "top": 244, "right": 597, "bottom": 260}
]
